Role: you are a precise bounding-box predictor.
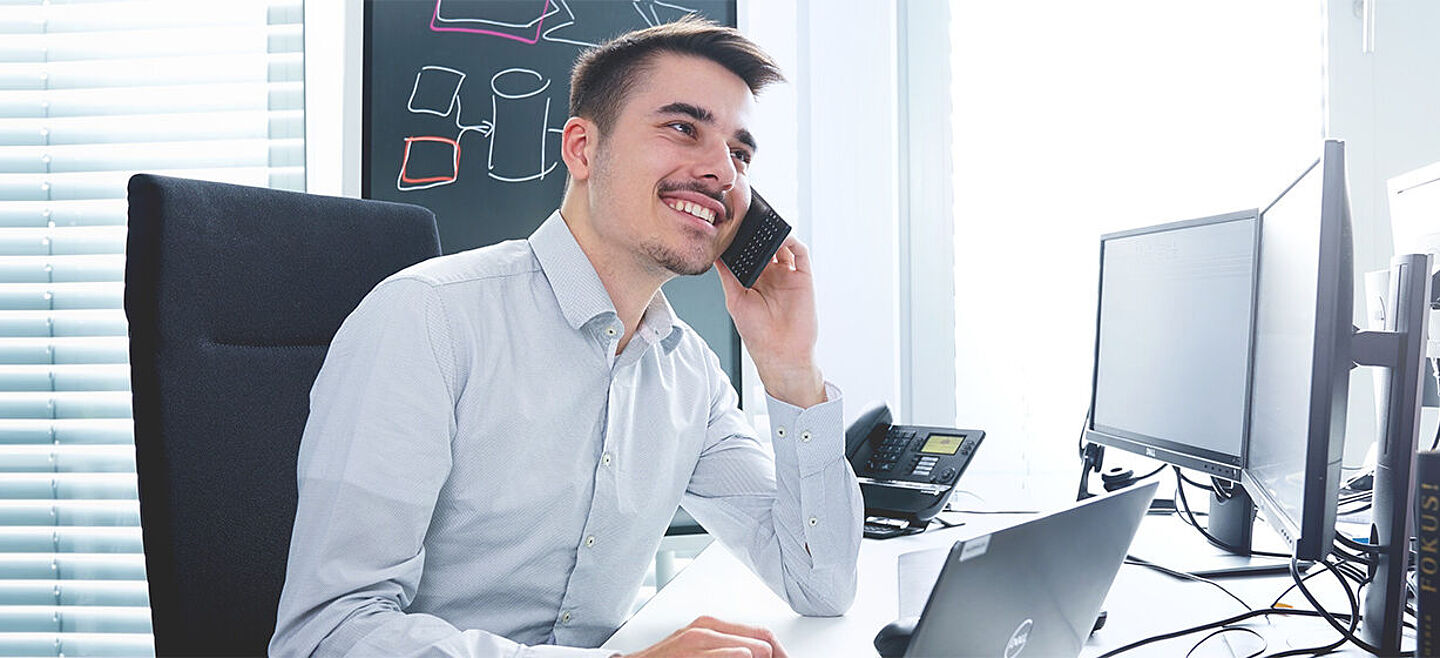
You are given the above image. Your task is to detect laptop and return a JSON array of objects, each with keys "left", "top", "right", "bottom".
[{"left": 897, "top": 481, "right": 1158, "bottom": 658}]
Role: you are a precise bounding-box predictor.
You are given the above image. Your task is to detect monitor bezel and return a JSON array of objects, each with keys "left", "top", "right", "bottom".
[
  {"left": 1085, "top": 208, "right": 1263, "bottom": 483},
  {"left": 1240, "top": 139, "right": 1352, "bottom": 561}
]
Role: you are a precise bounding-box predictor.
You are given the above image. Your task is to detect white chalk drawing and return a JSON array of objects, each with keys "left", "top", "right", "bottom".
[
  {"left": 395, "top": 65, "right": 562, "bottom": 191},
  {"left": 544, "top": 0, "right": 700, "bottom": 48},
  {"left": 486, "top": 68, "right": 558, "bottom": 183},
  {"left": 407, "top": 66, "right": 466, "bottom": 117},
  {"left": 635, "top": 1, "right": 700, "bottom": 28}
]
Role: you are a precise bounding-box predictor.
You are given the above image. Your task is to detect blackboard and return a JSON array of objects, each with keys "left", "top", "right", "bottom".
[{"left": 363, "top": 0, "right": 742, "bottom": 394}]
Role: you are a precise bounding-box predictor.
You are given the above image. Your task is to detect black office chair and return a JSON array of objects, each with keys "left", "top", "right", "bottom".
[{"left": 123, "top": 174, "right": 441, "bottom": 656}]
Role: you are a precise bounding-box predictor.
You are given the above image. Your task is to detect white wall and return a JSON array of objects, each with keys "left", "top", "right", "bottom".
[
  {"left": 1328, "top": 0, "right": 1440, "bottom": 464},
  {"left": 744, "top": 0, "right": 904, "bottom": 424}
]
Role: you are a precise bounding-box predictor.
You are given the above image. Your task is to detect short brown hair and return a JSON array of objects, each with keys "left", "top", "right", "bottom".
[{"left": 569, "top": 16, "right": 784, "bottom": 134}]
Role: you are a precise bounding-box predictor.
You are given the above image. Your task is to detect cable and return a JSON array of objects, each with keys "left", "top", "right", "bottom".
[
  {"left": 1286, "top": 552, "right": 1394, "bottom": 656},
  {"left": 1172, "top": 468, "right": 1289, "bottom": 559},
  {"left": 1260, "top": 638, "right": 1346, "bottom": 658},
  {"left": 1335, "top": 531, "right": 1383, "bottom": 556},
  {"left": 1125, "top": 556, "right": 1252, "bottom": 611},
  {"left": 1176, "top": 470, "right": 1213, "bottom": 490},
  {"left": 1136, "top": 464, "right": 1167, "bottom": 481},
  {"left": 1186, "top": 625, "right": 1266, "bottom": 658},
  {"left": 1269, "top": 561, "right": 1330, "bottom": 609},
  {"left": 1094, "top": 608, "right": 1351, "bottom": 658}
]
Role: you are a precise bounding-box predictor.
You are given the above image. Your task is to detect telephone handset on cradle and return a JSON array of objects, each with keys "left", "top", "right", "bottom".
[
  {"left": 721, "top": 190, "right": 792, "bottom": 288},
  {"left": 846, "top": 401, "right": 985, "bottom": 539}
]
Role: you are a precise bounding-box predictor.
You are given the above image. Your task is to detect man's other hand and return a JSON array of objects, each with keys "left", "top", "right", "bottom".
[{"left": 622, "top": 615, "right": 789, "bottom": 657}]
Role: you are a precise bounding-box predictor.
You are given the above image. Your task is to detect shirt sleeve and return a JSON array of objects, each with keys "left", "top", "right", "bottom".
[
  {"left": 267, "top": 277, "right": 616, "bottom": 658},
  {"left": 678, "top": 349, "right": 864, "bottom": 617}
]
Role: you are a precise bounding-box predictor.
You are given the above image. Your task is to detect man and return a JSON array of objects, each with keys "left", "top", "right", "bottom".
[{"left": 270, "top": 17, "right": 862, "bottom": 657}]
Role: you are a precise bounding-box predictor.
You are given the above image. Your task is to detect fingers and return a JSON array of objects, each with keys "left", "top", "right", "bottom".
[
  {"left": 768, "top": 236, "right": 809, "bottom": 275},
  {"left": 689, "top": 616, "right": 788, "bottom": 658},
  {"left": 666, "top": 627, "right": 771, "bottom": 658},
  {"left": 714, "top": 258, "right": 744, "bottom": 302},
  {"left": 784, "top": 237, "right": 811, "bottom": 274}
]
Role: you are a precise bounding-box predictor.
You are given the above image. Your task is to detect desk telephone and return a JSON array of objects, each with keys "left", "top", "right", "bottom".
[{"left": 846, "top": 402, "right": 985, "bottom": 539}]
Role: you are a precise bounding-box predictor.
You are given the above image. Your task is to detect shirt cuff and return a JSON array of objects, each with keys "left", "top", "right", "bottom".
[{"left": 765, "top": 382, "right": 844, "bottom": 477}]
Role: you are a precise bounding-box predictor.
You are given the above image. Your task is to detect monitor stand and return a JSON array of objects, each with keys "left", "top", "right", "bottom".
[
  {"left": 1078, "top": 443, "right": 1289, "bottom": 576},
  {"left": 1132, "top": 484, "right": 1291, "bottom": 577}
]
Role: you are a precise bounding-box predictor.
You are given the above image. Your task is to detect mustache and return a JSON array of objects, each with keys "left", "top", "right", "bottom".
[{"left": 658, "top": 180, "right": 732, "bottom": 221}]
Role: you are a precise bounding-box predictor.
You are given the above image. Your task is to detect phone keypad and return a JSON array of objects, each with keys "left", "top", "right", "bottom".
[
  {"left": 721, "top": 192, "right": 792, "bottom": 288},
  {"left": 865, "top": 428, "right": 916, "bottom": 473}
]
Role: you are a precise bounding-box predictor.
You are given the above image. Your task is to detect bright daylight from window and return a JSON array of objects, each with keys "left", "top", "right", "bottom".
[{"left": 949, "top": 1, "right": 1324, "bottom": 495}]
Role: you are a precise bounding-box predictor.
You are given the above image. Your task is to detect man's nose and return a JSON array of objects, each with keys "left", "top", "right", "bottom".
[{"left": 695, "top": 138, "right": 737, "bottom": 192}]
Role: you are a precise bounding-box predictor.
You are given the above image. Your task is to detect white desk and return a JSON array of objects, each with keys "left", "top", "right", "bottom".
[{"left": 603, "top": 512, "right": 1393, "bottom": 657}]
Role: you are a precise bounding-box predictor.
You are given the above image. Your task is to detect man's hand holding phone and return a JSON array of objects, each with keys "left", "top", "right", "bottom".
[
  {"left": 621, "top": 616, "right": 789, "bottom": 658},
  {"left": 717, "top": 227, "right": 825, "bottom": 409}
]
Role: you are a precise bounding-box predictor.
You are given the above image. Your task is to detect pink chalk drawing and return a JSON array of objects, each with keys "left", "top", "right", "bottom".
[
  {"left": 429, "top": 0, "right": 556, "bottom": 45},
  {"left": 397, "top": 136, "right": 462, "bottom": 191}
]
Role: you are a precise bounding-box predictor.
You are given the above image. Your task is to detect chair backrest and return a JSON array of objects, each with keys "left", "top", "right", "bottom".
[{"left": 123, "top": 174, "right": 441, "bottom": 656}]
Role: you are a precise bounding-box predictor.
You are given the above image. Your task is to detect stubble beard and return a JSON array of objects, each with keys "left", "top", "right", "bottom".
[
  {"left": 642, "top": 238, "right": 715, "bottom": 277},
  {"left": 592, "top": 143, "right": 717, "bottom": 278}
]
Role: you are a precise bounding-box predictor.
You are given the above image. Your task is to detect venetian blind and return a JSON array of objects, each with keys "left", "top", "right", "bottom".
[{"left": 0, "top": 0, "right": 303, "bottom": 654}]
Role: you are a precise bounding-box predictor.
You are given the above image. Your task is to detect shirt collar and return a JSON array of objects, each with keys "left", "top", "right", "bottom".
[{"left": 529, "top": 211, "right": 684, "bottom": 351}]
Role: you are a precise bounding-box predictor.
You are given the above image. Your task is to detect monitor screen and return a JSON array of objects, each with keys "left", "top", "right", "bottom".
[
  {"left": 1087, "top": 210, "right": 1260, "bottom": 479},
  {"left": 1243, "top": 139, "right": 1352, "bottom": 560}
]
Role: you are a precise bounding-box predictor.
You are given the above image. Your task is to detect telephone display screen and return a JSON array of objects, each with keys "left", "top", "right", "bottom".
[{"left": 919, "top": 434, "right": 963, "bottom": 455}]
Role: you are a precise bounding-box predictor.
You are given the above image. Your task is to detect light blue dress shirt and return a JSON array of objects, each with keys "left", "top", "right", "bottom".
[{"left": 268, "top": 211, "right": 864, "bottom": 657}]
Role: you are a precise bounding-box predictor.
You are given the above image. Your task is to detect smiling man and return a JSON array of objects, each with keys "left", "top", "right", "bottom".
[{"left": 269, "top": 18, "right": 862, "bottom": 658}]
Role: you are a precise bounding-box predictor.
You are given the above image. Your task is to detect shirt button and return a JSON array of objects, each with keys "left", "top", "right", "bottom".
[
  {"left": 776, "top": 426, "right": 787, "bottom": 438},
  {"left": 585, "top": 535, "right": 596, "bottom": 547},
  {"left": 800, "top": 430, "right": 812, "bottom": 443},
  {"left": 601, "top": 452, "right": 612, "bottom": 466},
  {"left": 809, "top": 516, "right": 819, "bottom": 527},
  {"left": 561, "top": 611, "right": 571, "bottom": 624},
  {"left": 605, "top": 326, "right": 618, "bottom": 337}
]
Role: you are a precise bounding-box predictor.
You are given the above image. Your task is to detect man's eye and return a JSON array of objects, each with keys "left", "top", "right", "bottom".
[
  {"left": 668, "top": 122, "right": 695, "bottom": 136},
  {"left": 732, "top": 150, "right": 752, "bottom": 164}
]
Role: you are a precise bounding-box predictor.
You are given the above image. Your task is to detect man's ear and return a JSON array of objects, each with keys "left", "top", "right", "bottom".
[{"left": 560, "top": 116, "right": 596, "bottom": 181}]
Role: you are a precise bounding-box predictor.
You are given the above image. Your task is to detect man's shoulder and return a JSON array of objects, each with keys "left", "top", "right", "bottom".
[{"left": 382, "top": 238, "right": 541, "bottom": 291}]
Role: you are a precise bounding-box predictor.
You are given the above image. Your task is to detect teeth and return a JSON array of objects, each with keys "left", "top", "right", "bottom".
[{"left": 667, "top": 199, "right": 717, "bottom": 224}]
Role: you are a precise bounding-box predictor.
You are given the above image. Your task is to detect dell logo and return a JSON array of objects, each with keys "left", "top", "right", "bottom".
[
  {"left": 1004, "top": 619, "right": 1033, "bottom": 658},
  {"left": 1145, "top": 447, "right": 1156, "bottom": 458}
]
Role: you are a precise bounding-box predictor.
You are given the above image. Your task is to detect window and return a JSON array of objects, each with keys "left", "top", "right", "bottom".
[
  {"left": 0, "top": 1, "right": 302, "bottom": 654},
  {"left": 950, "top": 2, "right": 1324, "bottom": 491}
]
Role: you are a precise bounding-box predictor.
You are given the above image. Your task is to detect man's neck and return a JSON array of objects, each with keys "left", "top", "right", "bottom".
[{"left": 557, "top": 203, "right": 670, "bottom": 354}]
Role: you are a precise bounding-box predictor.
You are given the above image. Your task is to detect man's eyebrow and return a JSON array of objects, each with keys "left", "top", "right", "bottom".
[
  {"left": 656, "top": 102, "right": 758, "bottom": 153},
  {"left": 657, "top": 101, "right": 712, "bottom": 123},
  {"left": 735, "top": 128, "right": 757, "bottom": 154}
]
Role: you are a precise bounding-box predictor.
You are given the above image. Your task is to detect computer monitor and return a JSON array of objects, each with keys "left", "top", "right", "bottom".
[
  {"left": 1085, "top": 209, "right": 1261, "bottom": 481},
  {"left": 1241, "top": 139, "right": 1353, "bottom": 562}
]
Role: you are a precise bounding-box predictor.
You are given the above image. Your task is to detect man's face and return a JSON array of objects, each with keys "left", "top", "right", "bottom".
[{"left": 585, "top": 52, "right": 756, "bottom": 277}]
